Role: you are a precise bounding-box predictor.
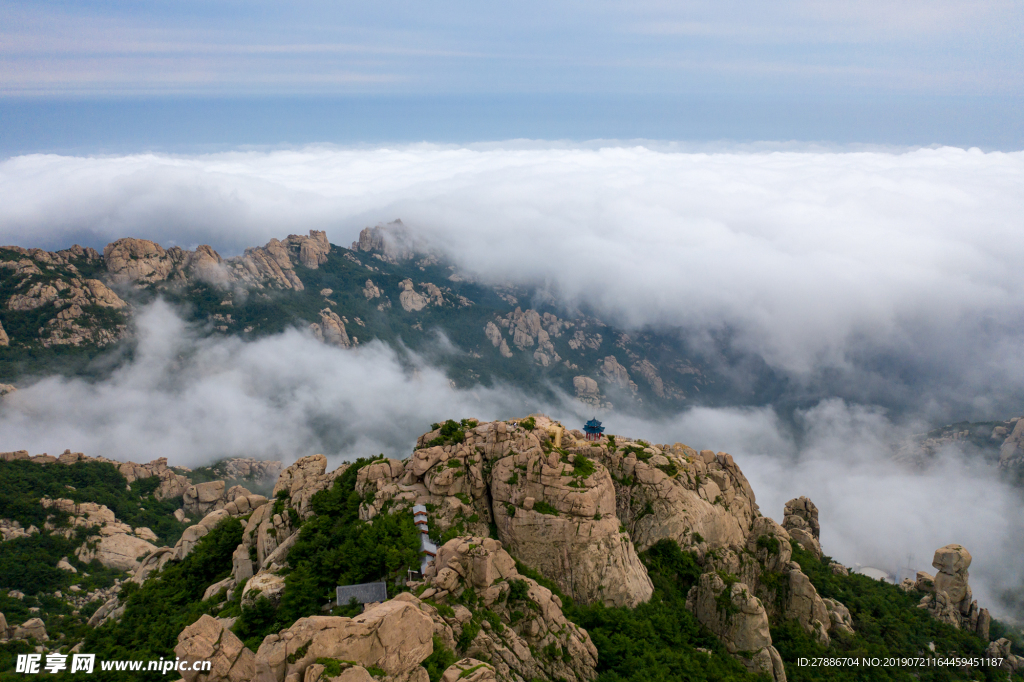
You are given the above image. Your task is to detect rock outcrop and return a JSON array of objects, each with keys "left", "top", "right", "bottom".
[
  {"left": 0, "top": 518, "right": 38, "bottom": 541},
  {"left": 10, "top": 617, "right": 48, "bottom": 643},
  {"left": 40, "top": 498, "right": 158, "bottom": 572},
  {"left": 223, "top": 458, "right": 283, "bottom": 483},
  {"left": 350, "top": 221, "right": 417, "bottom": 263},
  {"left": 685, "top": 573, "right": 786, "bottom": 681},
  {"left": 176, "top": 614, "right": 256, "bottom": 682},
  {"left": 999, "top": 418, "right": 1024, "bottom": 469},
  {"left": 986, "top": 638, "right": 1024, "bottom": 674},
  {"left": 698, "top": 514, "right": 836, "bottom": 646},
  {"left": 782, "top": 497, "right": 822, "bottom": 559},
  {"left": 103, "top": 238, "right": 181, "bottom": 285},
  {"left": 3, "top": 450, "right": 191, "bottom": 500},
  {"left": 0, "top": 244, "right": 130, "bottom": 347},
  {"left": 116, "top": 457, "right": 191, "bottom": 500},
  {"left": 418, "top": 537, "right": 598, "bottom": 682},
  {"left": 917, "top": 544, "right": 990, "bottom": 639},
  {"left": 226, "top": 455, "right": 343, "bottom": 595},
  {"left": 358, "top": 416, "right": 653, "bottom": 608},
  {"left": 571, "top": 376, "right": 611, "bottom": 409},
  {"left": 630, "top": 359, "right": 665, "bottom": 397},
  {"left": 489, "top": 437, "right": 653, "bottom": 607},
  {"left": 254, "top": 596, "right": 435, "bottom": 682},
  {"left": 183, "top": 481, "right": 267, "bottom": 519},
  {"left": 309, "top": 308, "right": 352, "bottom": 347},
  {"left": 363, "top": 279, "right": 382, "bottom": 299},
  {"left": 590, "top": 443, "right": 759, "bottom": 553},
  {"left": 398, "top": 279, "right": 444, "bottom": 312},
  {"left": 103, "top": 230, "right": 331, "bottom": 292},
  {"left": 600, "top": 356, "right": 637, "bottom": 394},
  {"left": 822, "top": 598, "right": 855, "bottom": 636},
  {"left": 77, "top": 533, "right": 159, "bottom": 573}
]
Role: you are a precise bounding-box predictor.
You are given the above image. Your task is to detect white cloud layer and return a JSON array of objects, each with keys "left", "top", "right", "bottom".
[
  {"left": 0, "top": 301, "right": 1020, "bottom": 620},
  {"left": 3, "top": 144, "right": 1024, "bottom": 417},
  {"left": 0, "top": 300, "right": 533, "bottom": 468}
]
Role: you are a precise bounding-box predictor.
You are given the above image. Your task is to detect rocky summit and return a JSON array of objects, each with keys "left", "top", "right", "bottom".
[{"left": 1, "top": 415, "right": 1020, "bottom": 682}]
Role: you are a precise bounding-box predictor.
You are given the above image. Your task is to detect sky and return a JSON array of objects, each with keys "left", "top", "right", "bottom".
[{"left": 1, "top": 1, "right": 1022, "bottom": 151}]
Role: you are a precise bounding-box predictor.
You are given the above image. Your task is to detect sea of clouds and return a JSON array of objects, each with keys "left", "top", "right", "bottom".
[
  {"left": 3, "top": 144, "right": 1024, "bottom": 418},
  {"left": 1, "top": 143, "right": 1023, "bottom": 618}
]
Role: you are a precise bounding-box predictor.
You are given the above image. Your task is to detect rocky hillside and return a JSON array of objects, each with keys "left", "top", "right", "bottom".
[
  {"left": 1, "top": 416, "right": 1021, "bottom": 681},
  {"left": 0, "top": 223, "right": 759, "bottom": 413}
]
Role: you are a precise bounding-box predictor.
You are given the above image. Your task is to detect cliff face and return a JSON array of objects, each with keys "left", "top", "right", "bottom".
[{"left": 356, "top": 416, "right": 655, "bottom": 608}]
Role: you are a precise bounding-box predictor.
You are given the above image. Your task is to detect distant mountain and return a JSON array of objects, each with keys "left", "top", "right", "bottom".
[
  {"left": 0, "top": 222, "right": 787, "bottom": 414},
  {"left": 897, "top": 417, "right": 1024, "bottom": 486}
]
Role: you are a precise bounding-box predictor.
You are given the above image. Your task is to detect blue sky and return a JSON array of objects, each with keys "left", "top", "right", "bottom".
[{"left": 1, "top": 1, "right": 1022, "bottom": 149}]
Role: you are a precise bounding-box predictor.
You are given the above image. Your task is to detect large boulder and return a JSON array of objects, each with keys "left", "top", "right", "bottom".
[
  {"left": 310, "top": 309, "right": 351, "bottom": 348},
  {"left": 176, "top": 614, "right": 255, "bottom": 682},
  {"left": 253, "top": 599, "right": 435, "bottom": 682},
  {"left": 184, "top": 481, "right": 227, "bottom": 517},
  {"left": 782, "top": 497, "right": 822, "bottom": 559},
  {"left": 783, "top": 568, "right": 831, "bottom": 646},
  {"left": 104, "top": 238, "right": 179, "bottom": 285},
  {"left": 76, "top": 533, "right": 157, "bottom": 572},
  {"left": 685, "top": 573, "right": 786, "bottom": 682},
  {"left": 175, "top": 509, "right": 235, "bottom": 560},
  {"left": 272, "top": 454, "right": 345, "bottom": 520},
  {"left": 241, "top": 572, "right": 287, "bottom": 608},
  {"left": 986, "top": 638, "right": 1024, "bottom": 674},
  {"left": 822, "top": 598, "right": 855, "bottom": 636},
  {"left": 918, "top": 543, "right": 993, "bottom": 637},
  {"left": 132, "top": 547, "right": 176, "bottom": 584},
  {"left": 11, "top": 617, "right": 48, "bottom": 642},
  {"left": 420, "top": 537, "right": 598, "bottom": 682},
  {"left": 932, "top": 544, "right": 971, "bottom": 605}
]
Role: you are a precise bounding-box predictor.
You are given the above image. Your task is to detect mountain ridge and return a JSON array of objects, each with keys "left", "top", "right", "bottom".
[
  {"left": 0, "top": 415, "right": 1020, "bottom": 681},
  {"left": 0, "top": 224, "right": 729, "bottom": 414}
]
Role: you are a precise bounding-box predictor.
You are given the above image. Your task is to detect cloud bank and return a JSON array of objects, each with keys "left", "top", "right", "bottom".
[
  {"left": 3, "top": 145, "right": 1024, "bottom": 418},
  {"left": 0, "top": 300, "right": 534, "bottom": 468},
  {"left": 0, "top": 300, "right": 1020, "bottom": 620}
]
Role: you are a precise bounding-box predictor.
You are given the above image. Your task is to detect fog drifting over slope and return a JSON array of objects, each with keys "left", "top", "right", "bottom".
[
  {"left": 0, "top": 301, "right": 1020, "bottom": 619},
  {"left": 3, "top": 144, "right": 1024, "bottom": 418},
  {"left": 2, "top": 144, "right": 1024, "bottom": 618}
]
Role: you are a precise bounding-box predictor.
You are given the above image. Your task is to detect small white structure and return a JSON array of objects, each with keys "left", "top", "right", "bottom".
[
  {"left": 854, "top": 565, "right": 894, "bottom": 583},
  {"left": 413, "top": 504, "right": 437, "bottom": 574}
]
